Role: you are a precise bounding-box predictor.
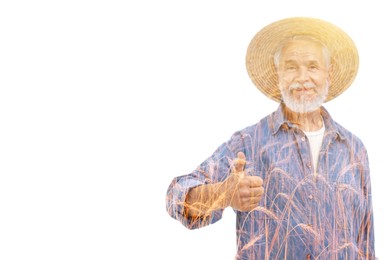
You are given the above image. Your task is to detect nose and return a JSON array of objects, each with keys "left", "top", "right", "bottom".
[{"left": 296, "top": 67, "right": 309, "bottom": 83}]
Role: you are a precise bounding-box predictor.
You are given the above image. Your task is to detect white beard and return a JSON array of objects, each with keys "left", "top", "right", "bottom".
[{"left": 280, "top": 81, "right": 329, "bottom": 113}]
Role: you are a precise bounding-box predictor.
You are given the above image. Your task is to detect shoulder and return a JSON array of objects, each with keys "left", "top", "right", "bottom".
[
  {"left": 231, "top": 112, "right": 274, "bottom": 138},
  {"left": 333, "top": 121, "right": 368, "bottom": 151}
]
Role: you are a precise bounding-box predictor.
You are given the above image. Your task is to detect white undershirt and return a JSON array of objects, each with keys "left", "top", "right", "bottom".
[{"left": 303, "top": 124, "right": 325, "bottom": 174}]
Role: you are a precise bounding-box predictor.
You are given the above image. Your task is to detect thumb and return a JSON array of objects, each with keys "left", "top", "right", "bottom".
[{"left": 233, "top": 152, "right": 246, "bottom": 176}]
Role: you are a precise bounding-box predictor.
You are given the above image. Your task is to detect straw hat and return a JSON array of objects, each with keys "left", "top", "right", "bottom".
[{"left": 246, "top": 17, "right": 359, "bottom": 102}]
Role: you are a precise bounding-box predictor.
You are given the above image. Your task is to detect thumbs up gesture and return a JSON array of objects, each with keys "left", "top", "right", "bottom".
[{"left": 227, "top": 152, "right": 264, "bottom": 212}]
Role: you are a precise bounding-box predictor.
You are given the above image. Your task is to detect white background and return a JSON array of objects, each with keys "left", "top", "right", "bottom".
[{"left": 0, "top": 1, "right": 388, "bottom": 259}]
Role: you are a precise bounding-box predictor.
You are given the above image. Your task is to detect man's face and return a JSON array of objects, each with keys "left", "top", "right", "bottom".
[{"left": 277, "top": 39, "right": 331, "bottom": 113}]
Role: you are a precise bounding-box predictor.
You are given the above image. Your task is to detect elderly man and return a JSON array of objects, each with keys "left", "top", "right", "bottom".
[{"left": 166, "top": 17, "right": 375, "bottom": 259}]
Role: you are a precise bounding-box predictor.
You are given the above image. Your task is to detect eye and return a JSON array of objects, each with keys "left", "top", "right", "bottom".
[{"left": 286, "top": 65, "right": 297, "bottom": 71}]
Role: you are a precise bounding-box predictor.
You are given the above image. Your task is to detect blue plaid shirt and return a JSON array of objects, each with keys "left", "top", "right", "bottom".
[{"left": 166, "top": 104, "right": 375, "bottom": 259}]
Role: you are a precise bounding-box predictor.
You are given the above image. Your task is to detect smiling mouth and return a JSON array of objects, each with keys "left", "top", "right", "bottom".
[{"left": 294, "top": 87, "right": 314, "bottom": 92}]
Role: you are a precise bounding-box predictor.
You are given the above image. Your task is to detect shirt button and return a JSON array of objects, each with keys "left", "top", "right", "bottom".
[
  {"left": 308, "top": 194, "right": 313, "bottom": 200},
  {"left": 301, "top": 136, "right": 306, "bottom": 141},
  {"left": 306, "top": 163, "right": 312, "bottom": 168}
]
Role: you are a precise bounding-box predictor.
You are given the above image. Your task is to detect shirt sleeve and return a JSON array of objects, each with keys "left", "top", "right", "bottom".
[
  {"left": 165, "top": 129, "right": 250, "bottom": 229},
  {"left": 356, "top": 144, "right": 375, "bottom": 259}
]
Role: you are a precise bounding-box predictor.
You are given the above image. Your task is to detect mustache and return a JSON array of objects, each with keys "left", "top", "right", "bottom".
[{"left": 289, "top": 82, "right": 317, "bottom": 90}]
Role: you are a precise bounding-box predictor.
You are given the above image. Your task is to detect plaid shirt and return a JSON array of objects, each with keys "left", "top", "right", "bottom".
[{"left": 166, "top": 104, "right": 375, "bottom": 259}]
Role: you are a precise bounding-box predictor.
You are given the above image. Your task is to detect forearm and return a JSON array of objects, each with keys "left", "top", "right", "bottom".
[{"left": 184, "top": 181, "right": 230, "bottom": 218}]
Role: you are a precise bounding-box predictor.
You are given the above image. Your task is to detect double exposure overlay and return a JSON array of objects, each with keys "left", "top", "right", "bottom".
[{"left": 165, "top": 17, "right": 375, "bottom": 260}]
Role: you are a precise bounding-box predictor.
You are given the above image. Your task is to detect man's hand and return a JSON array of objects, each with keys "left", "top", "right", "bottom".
[
  {"left": 227, "top": 152, "right": 264, "bottom": 212},
  {"left": 184, "top": 152, "right": 264, "bottom": 217}
]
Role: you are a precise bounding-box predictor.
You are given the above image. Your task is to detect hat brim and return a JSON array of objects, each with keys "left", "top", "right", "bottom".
[{"left": 246, "top": 17, "right": 359, "bottom": 102}]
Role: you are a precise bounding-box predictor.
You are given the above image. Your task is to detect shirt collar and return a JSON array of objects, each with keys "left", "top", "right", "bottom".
[{"left": 271, "top": 103, "right": 346, "bottom": 141}]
